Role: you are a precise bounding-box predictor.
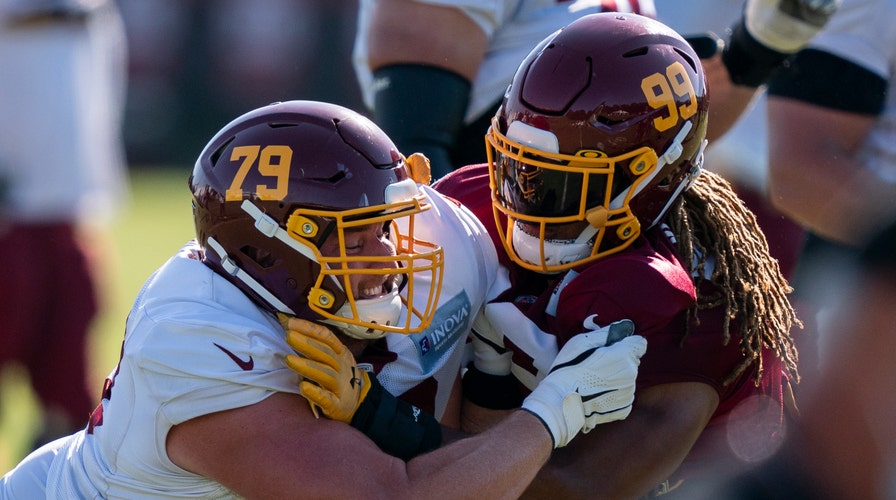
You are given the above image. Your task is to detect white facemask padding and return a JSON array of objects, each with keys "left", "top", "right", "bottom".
[
  {"left": 511, "top": 223, "right": 595, "bottom": 272},
  {"left": 507, "top": 121, "right": 560, "bottom": 152},
  {"left": 325, "top": 288, "right": 403, "bottom": 340}
]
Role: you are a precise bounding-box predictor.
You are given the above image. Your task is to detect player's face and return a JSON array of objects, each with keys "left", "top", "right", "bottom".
[{"left": 318, "top": 221, "right": 402, "bottom": 300}]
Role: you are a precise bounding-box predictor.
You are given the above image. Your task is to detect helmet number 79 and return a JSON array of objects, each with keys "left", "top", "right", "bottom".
[
  {"left": 225, "top": 145, "right": 293, "bottom": 201},
  {"left": 641, "top": 61, "right": 698, "bottom": 133}
]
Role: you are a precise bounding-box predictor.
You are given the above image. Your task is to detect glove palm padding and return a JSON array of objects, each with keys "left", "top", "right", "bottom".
[{"left": 281, "top": 315, "right": 370, "bottom": 423}]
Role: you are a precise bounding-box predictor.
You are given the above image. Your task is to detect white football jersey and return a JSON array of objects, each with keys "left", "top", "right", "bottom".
[
  {"left": 806, "top": 0, "right": 896, "bottom": 183},
  {"left": 0, "top": 185, "right": 501, "bottom": 498},
  {"left": 353, "top": 0, "right": 655, "bottom": 124},
  {"left": 380, "top": 184, "right": 503, "bottom": 419}
]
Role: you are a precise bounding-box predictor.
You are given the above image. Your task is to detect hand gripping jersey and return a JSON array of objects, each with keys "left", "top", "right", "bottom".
[
  {"left": 435, "top": 163, "right": 789, "bottom": 484},
  {"left": 0, "top": 184, "right": 502, "bottom": 498},
  {"left": 353, "top": 0, "right": 656, "bottom": 125}
]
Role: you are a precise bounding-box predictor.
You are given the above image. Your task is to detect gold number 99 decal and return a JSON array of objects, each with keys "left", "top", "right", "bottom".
[
  {"left": 225, "top": 145, "right": 293, "bottom": 201},
  {"left": 641, "top": 61, "right": 698, "bottom": 132}
]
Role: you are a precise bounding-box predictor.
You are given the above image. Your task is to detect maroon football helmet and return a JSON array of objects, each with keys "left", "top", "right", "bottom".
[
  {"left": 190, "top": 100, "right": 444, "bottom": 338},
  {"left": 486, "top": 13, "right": 709, "bottom": 273}
]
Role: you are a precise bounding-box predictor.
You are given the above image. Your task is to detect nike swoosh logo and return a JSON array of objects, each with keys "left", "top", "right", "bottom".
[{"left": 214, "top": 343, "right": 254, "bottom": 371}]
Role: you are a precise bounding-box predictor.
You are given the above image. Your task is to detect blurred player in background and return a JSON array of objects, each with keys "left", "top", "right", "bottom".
[
  {"left": 657, "top": 0, "right": 818, "bottom": 281},
  {"left": 767, "top": 0, "right": 896, "bottom": 248},
  {"left": 1, "top": 100, "right": 646, "bottom": 498},
  {"left": 354, "top": 0, "right": 838, "bottom": 181},
  {"left": 353, "top": 0, "right": 653, "bottom": 179},
  {"left": 656, "top": 0, "right": 824, "bottom": 382},
  {"left": 764, "top": 0, "right": 896, "bottom": 371},
  {"left": 0, "top": 0, "right": 129, "bottom": 448},
  {"left": 697, "top": 217, "right": 896, "bottom": 500}
]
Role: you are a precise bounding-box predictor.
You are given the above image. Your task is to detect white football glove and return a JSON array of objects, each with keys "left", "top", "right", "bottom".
[
  {"left": 745, "top": 0, "right": 841, "bottom": 53},
  {"left": 521, "top": 320, "right": 647, "bottom": 448}
]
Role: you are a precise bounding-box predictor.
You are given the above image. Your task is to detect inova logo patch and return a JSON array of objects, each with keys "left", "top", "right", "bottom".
[{"left": 410, "top": 292, "right": 472, "bottom": 372}]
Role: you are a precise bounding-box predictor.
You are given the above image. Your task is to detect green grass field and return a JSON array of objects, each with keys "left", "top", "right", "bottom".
[{"left": 0, "top": 166, "right": 196, "bottom": 474}]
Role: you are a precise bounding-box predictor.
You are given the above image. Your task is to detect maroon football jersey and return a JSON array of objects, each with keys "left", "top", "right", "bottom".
[{"left": 436, "top": 163, "right": 789, "bottom": 482}]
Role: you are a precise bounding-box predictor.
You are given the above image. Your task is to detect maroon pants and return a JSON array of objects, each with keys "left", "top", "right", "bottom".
[{"left": 0, "top": 222, "right": 97, "bottom": 429}]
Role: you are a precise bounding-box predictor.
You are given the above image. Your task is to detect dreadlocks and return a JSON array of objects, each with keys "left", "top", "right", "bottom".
[{"left": 665, "top": 170, "right": 801, "bottom": 386}]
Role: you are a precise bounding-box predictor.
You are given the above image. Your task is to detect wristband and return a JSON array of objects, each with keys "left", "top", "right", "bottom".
[
  {"left": 372, "top": 64, "right": 471, "bottom": 179},
  {"left": 722, "top": 18, "right": 790, "bottom": 88},
  {"left": 350, "top": 375, "right": 442, "bottom": 461},
  {"left": 462, "top": 365, "right": 524, "bottom": 410}
]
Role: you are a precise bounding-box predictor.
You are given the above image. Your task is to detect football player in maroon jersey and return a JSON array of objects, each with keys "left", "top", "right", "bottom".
[{"left": 433, "top": 13, "right": 802, "bottom": 499}]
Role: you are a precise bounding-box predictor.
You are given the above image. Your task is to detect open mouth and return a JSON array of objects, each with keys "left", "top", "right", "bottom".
[{"left": 358, "top": 274, "right": 400, "bottom": 299}]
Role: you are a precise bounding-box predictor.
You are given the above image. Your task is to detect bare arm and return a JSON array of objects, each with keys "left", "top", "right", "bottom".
[
  {"left": 767, "top": 96, "right": 895, "bottom": 245},
  {"left": 701, "top": 54, "right": 762, "bottom": 143},
  {"left": 167, "top": 391, "right": 551, "bottom": 500},
  {"left": 521, "top": 382, "right": 719, "bottom": 500},
  {"left": 365, "top": 0, "right": 488, "bottom": 80}
]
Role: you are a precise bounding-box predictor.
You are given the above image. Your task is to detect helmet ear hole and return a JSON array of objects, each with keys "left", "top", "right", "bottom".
[{"left": 241, "top": 245, "right": 277, "bottom": 269}]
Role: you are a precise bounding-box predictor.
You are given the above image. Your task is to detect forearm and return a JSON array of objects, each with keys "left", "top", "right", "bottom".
[
  {"left": 408, "top": 410, "right": 552, "bottom": 499},
  {"left": 364, "top": 0, "right": 486, "bottom": 178},
  {"left": 768, "top": 101, "right": 894, "bottom": 245},
  {"left": 365, "top": 0, "right": 487, "bottom": 80},
  {"left": 701, "top": 55, "right": 762, "bottom": 142},
  {"left": 770, "top": 157, "right": 896, "bottom": 245},
  {"left": 460, "top": 397, "right": 513, "bottom": 434},
  {"left": 523, "top": 383, "right": 717, "bottom": 499},
  {"left": 523, "top": 421, "right": 694, "bottom": 499}
]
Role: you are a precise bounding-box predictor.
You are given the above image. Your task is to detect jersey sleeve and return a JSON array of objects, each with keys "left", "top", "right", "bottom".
[
  {"left": 124, "top": 251, "right": 302, "bottom": 428},
  {"left": 133, "top": 314, "right": 300, "bottom": 427}
]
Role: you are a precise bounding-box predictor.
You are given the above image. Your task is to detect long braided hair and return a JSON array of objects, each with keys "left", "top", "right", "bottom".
[{"left": 665, "top": 170, "right": 801, "bottom": 386}]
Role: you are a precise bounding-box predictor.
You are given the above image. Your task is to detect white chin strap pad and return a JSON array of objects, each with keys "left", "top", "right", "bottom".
[
  {"left": 326, "top": 288, "right": 403, "bottom": 340},
  {"left": 512, "top": 223, "right": 592, "bottom": 271}
]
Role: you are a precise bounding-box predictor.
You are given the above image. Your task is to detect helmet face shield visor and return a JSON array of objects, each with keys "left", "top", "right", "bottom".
[{"left": 486, "top": 119, "right": 658, "bottom": 272}]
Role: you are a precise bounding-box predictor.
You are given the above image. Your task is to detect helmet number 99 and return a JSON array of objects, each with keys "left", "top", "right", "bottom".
[
  {"left": 225, "top": 145, "right": 293, "bottom": 201},
  {"left": 641, "top": 61, "right": 698, "bottom": 133}
]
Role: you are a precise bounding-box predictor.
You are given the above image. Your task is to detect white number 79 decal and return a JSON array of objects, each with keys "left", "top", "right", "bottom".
[{"left": 225, "top": 145, "right": 293, "bottom": 201}]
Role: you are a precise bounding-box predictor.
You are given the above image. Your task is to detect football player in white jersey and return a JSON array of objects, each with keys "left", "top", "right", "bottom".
[
  {"left": 353, "top": 0, "right": 654, "bottom": 178},
  {"left": 0, "top": 0, "right": 129, "bottom": 450},
  {"left": 1, "top": 100, "right": 646, "bottom": 498},
  {"left": 761, "top": 0, "right": 896, "bottom": 415},
  {"left": 767, "top": 0, "right": 896, "bottom": 248},
  {"left": 353, "top": 0, "right": 839, "bottom": 179}
]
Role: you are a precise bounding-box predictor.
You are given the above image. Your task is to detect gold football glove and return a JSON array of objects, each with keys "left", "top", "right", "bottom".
[
  {"left": 280, "top": 315, "right": 372, "bottom": 423},
  {"left": 279, "top": 314, "right": 443, "bottom": 460}
]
